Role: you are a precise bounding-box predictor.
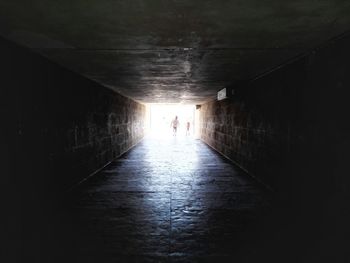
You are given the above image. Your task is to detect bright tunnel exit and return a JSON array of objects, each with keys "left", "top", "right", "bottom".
[{"left": 146, "top": 104, "right": 200, "bottom": 139}]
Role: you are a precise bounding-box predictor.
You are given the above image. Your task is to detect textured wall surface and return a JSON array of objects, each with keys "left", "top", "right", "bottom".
[
  {"left": 200, "top": 33, "right": 350, "bottom": 195},
  {"left": 200, "top": 34, "right": 350, "bottom": 261},
  {"left": 2, "top": 37, "right": 146, "bottom": 194},
  {"left": 2, "top": 38, "right": 146, "bottom": 262}
]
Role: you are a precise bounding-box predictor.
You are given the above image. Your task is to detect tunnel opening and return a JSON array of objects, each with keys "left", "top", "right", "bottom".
[
  {"left": 146, "top": 104, "right": 200, "bottom": 139},
  {"left": 2, "top": 1, "right": 350, "bottom": 261}
]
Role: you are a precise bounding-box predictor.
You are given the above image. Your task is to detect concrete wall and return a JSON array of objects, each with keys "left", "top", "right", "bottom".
[
  {"left": 2, "top": 37, "right": 146, "bottom": 194},
  {"left": 200, "top": 33, "right": 350, "bottom": 197}
]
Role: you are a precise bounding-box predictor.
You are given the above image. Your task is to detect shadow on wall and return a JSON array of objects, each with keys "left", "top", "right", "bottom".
[
  {"left": 2, "top": 37, "right": 146, "bottom": 262},
  {"left": 3, "top": 37, "right": 146, "bottom": 193},
  {"left": 199, "top": 32, "right": 350, "bottom": 262}
]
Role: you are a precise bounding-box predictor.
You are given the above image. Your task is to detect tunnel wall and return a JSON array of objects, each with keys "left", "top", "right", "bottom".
[
  {"left": 200, "top": 33, "right": 350, "bottom": 198},
  {"left": 2, "top": 37, "right": 146, "bottom": 194}
]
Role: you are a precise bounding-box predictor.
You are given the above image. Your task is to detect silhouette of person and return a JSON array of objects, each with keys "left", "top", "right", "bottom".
[
  {"left": 186, "top": 121, "right": 190, "bottom": 136},
  {"left": 171, "top": 116, "right": 179, "bottom": 136}
]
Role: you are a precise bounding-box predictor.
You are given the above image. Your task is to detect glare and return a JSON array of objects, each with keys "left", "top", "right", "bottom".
[{"left": 147, "top": 104, "right": 196, "bottom": 139}]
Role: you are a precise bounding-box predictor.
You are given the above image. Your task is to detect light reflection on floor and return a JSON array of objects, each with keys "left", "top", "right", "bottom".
[{"left": 69, "top": 136, "right": 270, "bottom": 261}]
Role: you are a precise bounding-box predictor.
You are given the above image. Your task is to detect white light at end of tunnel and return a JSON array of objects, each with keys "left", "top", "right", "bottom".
[{"left": 145, "top": 104, "right": 200, "bottom": 139}]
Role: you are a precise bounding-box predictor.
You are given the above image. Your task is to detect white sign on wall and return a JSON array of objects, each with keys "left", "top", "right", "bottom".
[
  {"left": 218, "top": 87, "right": 235, "bottom": 100},
  {"left": 217, "top": 88, "right": 227, "bottom": 100}
]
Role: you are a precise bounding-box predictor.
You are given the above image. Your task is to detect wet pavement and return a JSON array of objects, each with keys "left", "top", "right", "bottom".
[{"left": 67, "top": 136, "right": 272, "bottom": 262}]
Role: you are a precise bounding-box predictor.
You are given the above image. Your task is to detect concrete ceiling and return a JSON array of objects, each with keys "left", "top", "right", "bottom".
[{"left": 1, "top": 0, "right": 350, "bottom": 104}]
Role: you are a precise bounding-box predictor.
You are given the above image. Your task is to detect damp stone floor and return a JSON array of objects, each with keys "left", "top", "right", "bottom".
[{"left": 66, "top": 135, "right": 271, "bottom": 262}]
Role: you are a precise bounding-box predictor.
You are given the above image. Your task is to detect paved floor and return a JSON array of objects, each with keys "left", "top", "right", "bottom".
[{"left": 67, "top": 136, "right": 271, "bottom": 262}]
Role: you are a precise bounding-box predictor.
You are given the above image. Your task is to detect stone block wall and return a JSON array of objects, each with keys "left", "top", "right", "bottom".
[
  {"left": 200, "top": 34, "right": 350, "bottom": 260},
  {"left": 200, "top": 33, "right": 350, "bottom": 197},
  {"left": 2, "top": 37, "right": 146, "bottom": 262},
  {"left": 63, "top": 93, "right": 145, "bottom": 189},
  {"left": 2, "top": 37, "right": 146, "bottom": 195},
  {"left": 200, "top": 97, "right": 288, "bottom": 186}
]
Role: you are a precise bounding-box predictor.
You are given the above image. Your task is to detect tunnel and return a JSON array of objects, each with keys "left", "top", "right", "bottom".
[{"left": 2, "top": 1, "right": 350, "bottom": 262}]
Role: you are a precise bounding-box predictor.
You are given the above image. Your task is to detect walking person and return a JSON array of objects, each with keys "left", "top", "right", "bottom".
[
  {"left": 170, "top": 116, "right": 179, "bottom": 136},
  {"left": 186, "top": 121, "right": 190, "bottom": 136}
]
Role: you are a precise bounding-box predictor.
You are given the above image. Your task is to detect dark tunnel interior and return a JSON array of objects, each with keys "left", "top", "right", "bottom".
[{"left": 2, "top": 1, "right": 350, "bottom": 262}]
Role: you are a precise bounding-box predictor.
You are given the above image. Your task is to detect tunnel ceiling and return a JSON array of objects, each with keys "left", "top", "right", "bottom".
[{"left": 1, "top": 1, "right": 350, "bottom": 104}]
